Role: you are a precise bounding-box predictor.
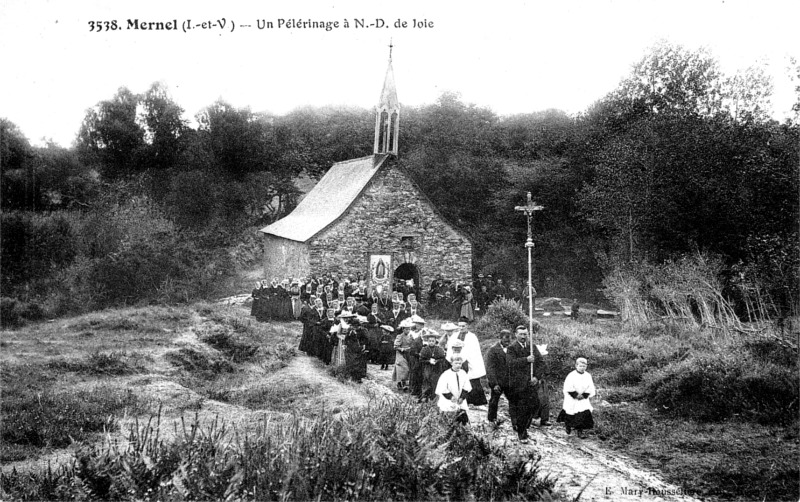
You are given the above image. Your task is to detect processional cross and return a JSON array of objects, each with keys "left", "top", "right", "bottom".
[{"left": 515, "top": 192, "right": 544, "bottom": 377}]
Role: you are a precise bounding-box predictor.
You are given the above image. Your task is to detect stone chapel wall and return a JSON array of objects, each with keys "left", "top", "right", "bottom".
[{"left": 308, "top": 165, "right": 472, "bottom": 294}]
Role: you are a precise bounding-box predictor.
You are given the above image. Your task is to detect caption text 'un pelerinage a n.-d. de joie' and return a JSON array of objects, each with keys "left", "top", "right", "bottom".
[{"left": 87, "top": 18, "right": 435, "bottom": 33}]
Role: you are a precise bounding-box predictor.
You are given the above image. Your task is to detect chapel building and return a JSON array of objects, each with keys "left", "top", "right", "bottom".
[{"left": 259, "top": 52, "right": 473, "bottom": 300}]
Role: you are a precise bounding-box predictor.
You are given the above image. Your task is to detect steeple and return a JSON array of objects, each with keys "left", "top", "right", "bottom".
[{"left": 374, "top": 41, "right": 399, "bottom": 156}]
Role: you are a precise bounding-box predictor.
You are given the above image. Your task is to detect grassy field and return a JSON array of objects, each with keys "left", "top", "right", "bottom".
[
  {"left": 0, "top": 303, "right": 562, "bottom": 501},
  {"left": 518, "top": 316, "right": 799, "bottom": 502},
  {"left": 0, "top": 302, "right": 300, "bottom": 465},
  {"left": 2, "top": 299, "right": 797, "bottom": 500}
]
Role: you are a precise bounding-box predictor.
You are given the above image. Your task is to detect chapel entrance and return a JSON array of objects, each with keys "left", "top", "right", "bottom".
[{"left": 393, "top": 263, "right": 420, "bottom": 301}]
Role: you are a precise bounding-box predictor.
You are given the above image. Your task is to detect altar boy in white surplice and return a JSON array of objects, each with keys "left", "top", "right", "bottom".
[{"left": 435, "top": 356, "right": 472, "bottom": 425}]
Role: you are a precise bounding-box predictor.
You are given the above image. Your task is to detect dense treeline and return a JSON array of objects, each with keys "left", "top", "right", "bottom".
[{"left": 1, "top": 42, "right": 798, "bottom": 325}]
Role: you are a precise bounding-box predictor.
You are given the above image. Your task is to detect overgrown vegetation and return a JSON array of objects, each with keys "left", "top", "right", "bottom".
[
  {"left": 0, "top": 361, "right": 144, "bottom": 463},
  {"left": 473, "top": 298, "right": 530, "bottom": 339},
  {"left": 0, "top": 400, "right": 559, "bottom": 501},
  {"left": 531, "top": 318, "right": 799, "bottom": 501}
]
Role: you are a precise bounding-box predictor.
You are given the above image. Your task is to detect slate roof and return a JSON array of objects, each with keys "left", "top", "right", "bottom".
[{"left": 260, "top": 154, "right": 389, "bottom": 242}]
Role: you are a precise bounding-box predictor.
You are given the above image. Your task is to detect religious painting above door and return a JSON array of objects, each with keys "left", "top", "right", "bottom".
[{"left": 370, "top": 254, "right": 392, "bottom": 290}]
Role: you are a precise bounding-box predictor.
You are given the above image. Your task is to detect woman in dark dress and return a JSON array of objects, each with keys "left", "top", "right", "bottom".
[
  {"left": 365, "top": 304, "right": 383, "bottom": 364},
  {"left": 377, "top": 325, "right": 395, "bottom": 370},
  {"left": 343, "top": 316, "right": 370, "bottom": 382}
]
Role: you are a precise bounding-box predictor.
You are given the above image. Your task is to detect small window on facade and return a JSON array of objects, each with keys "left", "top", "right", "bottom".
[{"left": 401, "top": 236, "right": 414, "bottom": 250}]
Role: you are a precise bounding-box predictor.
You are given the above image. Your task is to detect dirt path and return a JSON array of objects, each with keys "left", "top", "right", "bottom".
[{"left": 364, "top": 364, "right": 700, "bottom": 502}]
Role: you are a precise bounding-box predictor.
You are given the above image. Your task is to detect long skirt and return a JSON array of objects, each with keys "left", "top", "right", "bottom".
[
  {"left": 291, "top": 296, "right": 302, "bottom": 319},
  {"left": 298, "top": 323, "right": 313, "bottom": 353},
  {"left": 344, "top": 347, "right": 368, "bottom": 382},
  {"left": 460, "top": 302, "right": 475, "bottom": 322},
  {"left": 378, "top": 341, "right": 395, "bottom": 365},
  {"left": 393, "top": 352, "right": 409, "bottom": 383},
  {"left": 557, "top": 409, "right": 594, "bottom": 430},
  {"left": 331, "top": 342, "right": 346, "bottom": 368},
  {"left": 250, "top": 297, "right": 261, "bottom": 317},
  {"left": 466, "top": 378, "right": 488, "bottom": 406},
  {"left": 408, "top": 355, "right": 423, "bottom": 396},
  {"left": 313, "top": 328, "right": 330, "bottom": 363},
  {"left": 366, "top": 327, "right": 382, "bottom": 363}
]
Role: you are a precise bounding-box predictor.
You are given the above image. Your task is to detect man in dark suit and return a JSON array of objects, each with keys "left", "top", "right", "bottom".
[
  {"left": 506, "top": 325, "right": 540, "bottom": 443},
  {"left": 485, "top": 329, "right": 514, "bottom": 426}
]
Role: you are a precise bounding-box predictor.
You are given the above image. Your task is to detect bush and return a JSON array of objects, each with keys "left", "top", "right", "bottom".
[
  {"left": 0, "top": 297, "right": 45, "bottom": 327},
  {"left": 200, "top": 326, "right": 260, "bottom": 363},
  {"left": 47, "top": 351, "right": 142, "bottom": 376},
  {"left": 643, "top": 354, "right": 798, "bottom": 424},
  {"left": 0, "top": 386, "right": 140, "bottom": 450},
  {"left": 743, "top": 336, "right": 797, "bottom": 368},
  {"left": 0, "top": 399, "right": 557, "bottom": 501},
  {"left": 0, "top": 212, "right": 77, "bottom": 294},
  {"left": 474, "top": 298, "right": 529, "bottom": 340},
  {"left": 165, "top": 347, "right": 234, "bottom": 377}
]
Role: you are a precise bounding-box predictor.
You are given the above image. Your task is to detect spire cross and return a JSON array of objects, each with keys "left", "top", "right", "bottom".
[{"left": 388, "top": 39, "right": 393, "bottom": 61}]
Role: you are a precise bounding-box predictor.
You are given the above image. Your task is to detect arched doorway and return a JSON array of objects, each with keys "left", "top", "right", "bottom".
[{"left": 393, "top": 262, "right": 420, "bottom": 301}]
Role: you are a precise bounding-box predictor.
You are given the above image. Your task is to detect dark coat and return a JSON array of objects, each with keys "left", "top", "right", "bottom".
[
  {"left": 506, "top": 341, "right": 534, "bottom": 394},
  {"left": 485, "top": 342, "right": 510, "bottom": 389}
]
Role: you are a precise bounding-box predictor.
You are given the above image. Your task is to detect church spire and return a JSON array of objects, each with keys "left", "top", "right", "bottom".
[{"left": 374, "top": 41, "right": 399, "bottom": 156}]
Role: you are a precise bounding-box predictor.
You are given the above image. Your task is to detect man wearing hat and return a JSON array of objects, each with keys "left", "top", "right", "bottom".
[
  {"left": 442, "top": 318, "right": 488, "bottom": 408},
  {"left": 407, "top": 314, "right": 427, "bottom": 397}
]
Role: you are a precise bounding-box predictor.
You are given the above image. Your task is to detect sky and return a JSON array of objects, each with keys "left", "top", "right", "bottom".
[{"left": 1, "top": 0, "right": 797, "bottom": 147}]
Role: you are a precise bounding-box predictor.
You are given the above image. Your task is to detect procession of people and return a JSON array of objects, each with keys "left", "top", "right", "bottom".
[
  {"left": 252, "top": 272, "right": 531, "bottom": 324},
  {"left": 250, "top": 271, "right": 593, "bottom": 442}
]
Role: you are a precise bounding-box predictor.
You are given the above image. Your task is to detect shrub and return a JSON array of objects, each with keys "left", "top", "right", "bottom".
[
  {"left": 743, "top": 336, "right": 797, "bottom": 368},
  {"left": 48, "top": 351, "right": 142, "bottom": 376},
  {"left": 643, "top": 354, "right": 798, "bottom": 424},
  {"left": 0, "top": 399, "right": 558, "bottom": 501},
  {"left": 165, "top": 347, "right": 235, "bottom": 377},
  {"left": 0, "top": 297, "right": 46, "bottom": 328},
  {"left": 200, "top": 326, "right": 260, "bottom": 363},
  {"left": 273, "top": 342, "right": 296, "bottom": 367},
  {"left": 474, "top": 298, "right": 529, "bottom": 340},
  {"left": 0, "top": 386, "right": 140, "bottom": 450},
  {"left": 0, "top": 212, "right": 77, "bottom": 293}
]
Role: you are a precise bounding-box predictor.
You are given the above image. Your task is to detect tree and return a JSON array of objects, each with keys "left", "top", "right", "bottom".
[
  {"left": 195, "top": 100, "right": 276, "bottom": 178},
  {"left": 0, "top": 119, "right": 36, "bottom": 209},
  {"left": 76, "top": 87, "right": 145, "bottom": 178},
  {"left": 579, "top": 120, "right": 660, "bottom": 262},
  {"left": 612, "top": 40, "right": 724, "bottom": 119},
  {"left": 138, "top": 82, "right": 188, "bottom": 170}
]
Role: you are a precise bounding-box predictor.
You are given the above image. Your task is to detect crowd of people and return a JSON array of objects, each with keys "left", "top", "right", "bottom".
[
  {"left": 250, "top": 272, "right": 596, "bottom": 441},
  {"left": 427, "top": 274, "right": 536, "bottom": 320},
  {"left": 251, "top": 273, "right": 424, "bottom": 323},
  {"left": 250, "top": 272, "right": 533, "bottom": 324}
]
